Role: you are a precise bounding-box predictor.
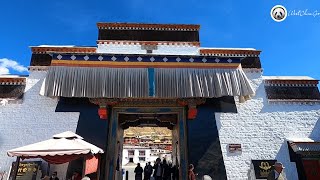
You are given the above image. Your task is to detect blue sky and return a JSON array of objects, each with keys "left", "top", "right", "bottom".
[{"left": 0, "top": 0, "right": 319, "bottom": 80}]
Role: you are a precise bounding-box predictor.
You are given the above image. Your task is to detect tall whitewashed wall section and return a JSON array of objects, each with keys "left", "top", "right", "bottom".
[
  {"left": 96, "top": 44, "right": 200, "bottom": 55},
  {"left": 0, "top": 71, "right": 80, "bottom": 180},
  {"left": 216, "top": 71, "right": 320, "bottom": 180}
]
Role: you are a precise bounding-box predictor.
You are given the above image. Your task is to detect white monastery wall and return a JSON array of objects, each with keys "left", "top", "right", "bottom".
[
  {"left": 0, "top": 71, "right": 80, "bottom": 180},
  {"left": 122, "top": 149, "right": 129, "bottom": 165},
  {"left": 133, "top": 149, "right": 140, "bottom": 163},
  {"left": 122, "top": 148, "right": 152, "bottom": 165},
  {"left": 97, "top": 44, "right": 199, "bottom": 55},
  {"left": 1, "top": 69, "right": 319, "bottom": 180},
  {"left": 216, "top": 71, "right": 320, "bottom": 180}
]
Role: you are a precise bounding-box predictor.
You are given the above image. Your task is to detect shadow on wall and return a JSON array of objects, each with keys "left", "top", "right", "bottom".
[
  {"left": 246, "top": 72, "right": 263, "bottom": 83},
  {"left": 275, "top": 141, "right": 297, "bottom": 180},
  {"left": 0, "top": 134, "right": 3, "bottom": 147},
  {"left": 55, "top": 97, "right": 108, "bottom": 149},
  {"left": 254, "top": 81, "right": 266, "bottom": 99},
  {"left": 212, "top": 97, "right": 237, "bottom": 113},
  {"left": 247, "top": 162, "right": 257, "bottom": 180},
  {"left": 187, "top": 98, "right": 235, "bottom": 180},
  {"left": 310, "top": 117, "right": 320, "bottom": 141},
  {"left": 203, "top": 97, "right": 237, "bottom": 132},
  {"left": 195, "top": 140, "right": 227, "bottom": 180},
  {"left": 55, "top": 98, "right": 108, "bottom": 179},
  {"left": 23, "top": 73, "right": 42, "bottom": 97}
]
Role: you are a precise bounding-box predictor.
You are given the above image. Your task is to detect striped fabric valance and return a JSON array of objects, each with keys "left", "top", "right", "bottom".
[
  {"left": 41, "top": 67, "right": 149, "bottom": 98},
  {"left": 41, "top": 66, "right": 255, "bottom": 100},
  {"left": 155, "top": 68, "right": 254, "bottom": 98}
]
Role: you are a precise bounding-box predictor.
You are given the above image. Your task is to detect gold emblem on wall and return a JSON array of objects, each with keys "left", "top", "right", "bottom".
[{"left": 259, "top": 162, "right": 272, "bottom": 177}]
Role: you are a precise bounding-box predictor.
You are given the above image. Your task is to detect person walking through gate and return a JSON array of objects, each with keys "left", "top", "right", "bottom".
[
  {"left": 188, "top": 164, "right": 196, "bottom": 180},
  {"left": 144, "top": 164, "right": 148, "bottom": 180},
  {"left": 162, "top": 160, "right": 171, "bottom": 180},
  {"left": 153, "top": 158, "right": 163, "bottom": 180},
  {"left": 172, "top": 164, "right": 179, "bottom": 180},
  {"left": 49, "top": 172, "right": 59, "bottom": 180},
  {"left": 135, "top": 163, "right": 144, "bottom": 180},
  {"left": 166, "top": 162, "right": 173, "bottom": 180},
  {"left": 144, "top": 162, "right": 153, "bottom": 180},
  {"left": 267, "top": 162, "right": 286, "bottom": 180}
]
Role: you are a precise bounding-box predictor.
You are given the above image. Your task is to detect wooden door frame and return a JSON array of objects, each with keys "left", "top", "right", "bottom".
[{"left": 104, "top": 107, "right": 188, "bottom": 180}]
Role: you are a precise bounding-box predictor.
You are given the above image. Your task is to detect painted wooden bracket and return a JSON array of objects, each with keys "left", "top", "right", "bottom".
[
  {"left": 177, "top": 98, "right": 206, "bottom": 120},
  {"left": 90, "top": 98, "right": 119, "bottom": 120}
]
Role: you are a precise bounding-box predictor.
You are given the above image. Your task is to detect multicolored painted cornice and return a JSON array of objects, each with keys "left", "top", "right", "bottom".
[
  {"left": 28, "top": 66, "right": 49, "bottom": 71},
  {"left": 0, "top": 77, "right": 26, "bottom": 85},
  {"left": 50, "top": 53, "right": 241, "bottom": 68},
  {"left": 97, "top": 22, "right": 200, "bottom": 31},
  {"left": 31, "top": 46, "right": 262, "bottom": 58},
  {"left": 200, "top": 49, "right": 261, "bottom": 57},
  {"left": 264, "top": 79, "right": 319, "bottom": 87},
  {"left": 97, "top": 40, "right": 200, "bottom": 47},
  {"left": 31, "top": 47, "right": 96, "bottom": 54}
]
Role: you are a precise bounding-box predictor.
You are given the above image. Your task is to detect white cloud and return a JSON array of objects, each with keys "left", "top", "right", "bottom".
[
  {"left": 0, "top": 58, "right": 28, "bottom": 75},
  {"left": 0, "top": 67, "right": 10, "bottom": 74}
]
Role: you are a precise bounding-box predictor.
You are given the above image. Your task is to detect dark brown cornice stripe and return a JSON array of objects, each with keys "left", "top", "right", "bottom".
[
  {"left": 97, "top": 40, "right": 200, "bottom": 46},
  {"left": 97, "top": 22, "right": 200, "bottom": 31},
  {"left": 31, "top": 47, "right": 96, "bottom": 54},
  {"left": 0, "top": 77, "right": 26, "bottom": 85},
  {"left": 200, "top": 49, "right": 261, "bottom": 57}
]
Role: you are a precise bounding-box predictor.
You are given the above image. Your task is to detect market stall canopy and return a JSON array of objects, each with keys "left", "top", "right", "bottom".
[{"left": 7, "top": 131, "right": 104, "bottom": 164}]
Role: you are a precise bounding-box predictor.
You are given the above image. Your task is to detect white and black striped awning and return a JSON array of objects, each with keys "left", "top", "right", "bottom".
[{"left": 40, "top": 66, "right": 254, "bottom": 101}]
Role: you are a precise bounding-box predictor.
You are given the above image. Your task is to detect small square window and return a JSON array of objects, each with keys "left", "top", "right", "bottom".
[
  {"left": 139, "top": 150, "right": 145, "bottom": 156},
  {"left": 128, "top": 150, "right": 135, "bottom": 156}
]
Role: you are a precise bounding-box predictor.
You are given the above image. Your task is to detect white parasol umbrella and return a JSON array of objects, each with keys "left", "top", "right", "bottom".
[
  {"left": 7, "top": 131, "right": 104, "bottom": 180},
  {"left": 7, "top": 131, "right": 104, "bottom": 162}
]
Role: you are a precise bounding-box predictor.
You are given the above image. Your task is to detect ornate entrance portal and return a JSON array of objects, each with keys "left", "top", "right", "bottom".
[
  {"left": 91, "top": 98, "right": 190, "bottom": 180},
  {"left": 36, "top": 22, "right": 257, "bottom": 180}
]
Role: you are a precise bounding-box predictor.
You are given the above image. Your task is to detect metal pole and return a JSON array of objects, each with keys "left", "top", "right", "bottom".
[
  {"left": 175, "top": 141, "right": 178, "bottom": 165},
  {"left": 6, "top": 165, "right": 12, "bottom": 180},
  {"left": 96, "top": 155, "right": 101, "bottom": 180},
  {"left": 125, "top": 170, "right": 128, "bottom": 180},
  {"left": 12, "top": 157, "right": 20, "bottom": 180},
  {"left": 82, "top": 157, "right": 86, "bottom": 178},
  {"left": 46, "top": 163, "right": 50, "bottom": 176}
]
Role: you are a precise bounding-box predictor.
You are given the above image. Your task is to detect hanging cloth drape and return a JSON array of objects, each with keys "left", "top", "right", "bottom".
[{"left": 40, "top": 66, "right": 254, "bottom": 100}]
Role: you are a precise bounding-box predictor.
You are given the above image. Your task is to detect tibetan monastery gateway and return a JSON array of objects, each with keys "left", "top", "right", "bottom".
[{"left": 1, "top": 22, "right": 320, "bottom": 180}]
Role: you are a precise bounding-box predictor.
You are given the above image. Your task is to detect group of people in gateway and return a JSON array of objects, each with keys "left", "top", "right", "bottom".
[
  {"left": 134, "top": 158, "right": 179, "bottom": 180},
  {"left": 43, "top": 160, "right": 284, "bottom": 180},
  {"left": 134, "top": 158, "right": 212, "bottom": 180},
  {"left": 134, "top": 159, "right": 286, "bottom": 180}
]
